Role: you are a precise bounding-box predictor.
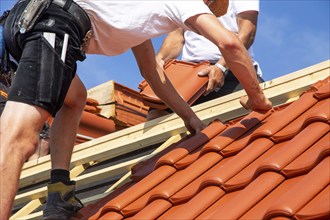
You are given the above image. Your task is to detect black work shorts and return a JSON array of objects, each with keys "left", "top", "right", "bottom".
[{"left": 4, "top": 0, "right": 90, "bottom": 116}]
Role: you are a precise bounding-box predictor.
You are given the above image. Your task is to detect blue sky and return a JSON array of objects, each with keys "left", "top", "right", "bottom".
[{"left": 1, "top": 0, "right": 329, "bottom": 90}]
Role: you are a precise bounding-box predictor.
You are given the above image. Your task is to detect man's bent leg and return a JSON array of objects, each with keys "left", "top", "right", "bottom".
[
  {"left": 50, "top": 75, "right": 87, "bottom": 170},
  {"left": 0, "top": 101, "right": 50, "bottom": 220},
  {"left": 43, "top": 75, "right": 86, "bottom": 220}
]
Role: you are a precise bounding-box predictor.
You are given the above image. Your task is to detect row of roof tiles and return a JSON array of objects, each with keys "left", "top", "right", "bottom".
[{"left": 75, "top": 76, "right": 330, "bottom": 220}]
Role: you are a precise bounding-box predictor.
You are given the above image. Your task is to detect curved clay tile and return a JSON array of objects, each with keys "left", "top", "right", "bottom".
[
  {"left": 131, "top": 120, "right": 226, "bottom": 181},
  {"left": 154, "top": 133, "right": 209, "bottom": 169},
  {"left": 122, "top": 152, "right": 222, "bottom": 216},
  {"left": 272, "top": 99, "right": 330, "bottom": 143},
  {"left": 250, "top": 92, "right": 318, "bottom": 142},
  {"left": 263, "top": 157, "right": 330, "bottom": 220},
  {"left": 86, "top": 97, "right": 99, "bottom": 106},
  {"left": 163, "top": 186, "right": 225, "bottom": 219},
  {"left": 281, "top": 132, "right": 330, "bottom": 178},
  {"left": 78, "top": 111, "right": 116, "bottom": 139},
  {"left": 240, "top": 174, "right": 300, "bottom": 219},
  {"left": 309, "top": 76, "right": 330, "bottom": 91},
  {"left": 255, "top": 122, "right": 329, "bottom": 179},
  {"left": 294, "top": 185, "right": 330, "bottom": 220},
  {"left": 222, "top": 141, "right": 288, "bottom": 192},
  {"left": 157, "top": 202, "right": 184, "bottom": 219},
  {"left": 126, "top": 199, "right": 172, "bottom": 220},
  {"left": 202, "top": 111, "right": 272, "bottom": 156},
  {"left": 130, "top": 137, "right": 187, "bottom": 181},
  {"left": 84, "top": 104, "right": 102, "bottom": 114},
  {"left": 78, "top": 182, "right": 134, "bottom": 220},
  {"left": 169, "top": 157, "right": 229, "bottom": 205},
  {"left": 174, "top": 149, "right": 201, "bottom": 170},
  {"left": 97, "top": 165, "right": 176, "bottom": 217},
  {"left": 301, "top": 99, "right": 330, "bottom": 126},
  {"left": 154, "top": 120, "right": 225, "bottom": 169},
  {"left": 200, "top": 139, "right": 274, "bottom": 192},
  {"left": 219, "top": 124, "right": 266, "bottom": 157},
  {"left": 98, "top": 211, "right": 123, "bottom": 220},
  {"left": 313, "top": 78, "right": 330, "bottom": 100},
  {"left": 206, "top": 172, "right": 284, "bottom": 220},
  {"left": 196, "top": 188, "right": 240, "bottom": 218}
]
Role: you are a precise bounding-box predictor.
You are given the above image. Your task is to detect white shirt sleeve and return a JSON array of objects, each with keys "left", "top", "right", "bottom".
[{"left": 234, "top": 0, "right": 259, "bottom": 14}]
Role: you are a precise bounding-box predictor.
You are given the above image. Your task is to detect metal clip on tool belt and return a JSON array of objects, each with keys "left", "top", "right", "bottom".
[{"left": 18, "top": 0, "right": 51, "bottom": 33}]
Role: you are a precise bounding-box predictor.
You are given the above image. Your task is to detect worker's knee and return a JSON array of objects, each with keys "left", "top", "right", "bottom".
[
  {"left": 65, "top": 88, "right": 87, "bottom": 110},
  {"left": 1, "top": 132, "right": 39, "bottom": 162},
  {"left": 64, "top": 76, "right": 87, "bottom": 111}
]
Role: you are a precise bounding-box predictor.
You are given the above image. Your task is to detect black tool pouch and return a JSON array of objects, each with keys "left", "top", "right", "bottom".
[
  {"left": 0, "top": 10, "right": 12, "bottom": 87},
  {"left": 18, "top": 0, "right": 52, "bottom": 34}
]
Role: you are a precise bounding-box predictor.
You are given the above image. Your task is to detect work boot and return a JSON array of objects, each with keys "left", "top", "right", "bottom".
[{"left": 43, "top": 181, "right": 84, "bottom": 220}]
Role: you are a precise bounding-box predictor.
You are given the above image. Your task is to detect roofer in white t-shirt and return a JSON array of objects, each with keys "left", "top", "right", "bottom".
[
  {"left": 1, "top": 1, "right": 272, "bottom": 219},
  {"left": 149, "top": 0, "right": 264, "bottom": 120}
]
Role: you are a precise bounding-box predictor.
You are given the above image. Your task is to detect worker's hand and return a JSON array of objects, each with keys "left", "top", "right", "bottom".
[
  {"left": 198, "top": 65, "right": 225, "bottom": 96},
  {"left": 239, "top": 95, "right": 273, "bottom": 114},
  {"left": 183, "top": 115, "right": 206, "bottom": 135}
]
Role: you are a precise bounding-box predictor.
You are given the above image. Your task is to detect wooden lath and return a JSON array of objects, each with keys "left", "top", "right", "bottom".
[{"left": 12, "top": 60, "right": 330, "bottom": 219}]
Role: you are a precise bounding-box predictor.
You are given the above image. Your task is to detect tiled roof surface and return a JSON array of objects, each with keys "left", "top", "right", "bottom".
[{"left": 76, "top": 76, "right": 330, "bottom": 220}]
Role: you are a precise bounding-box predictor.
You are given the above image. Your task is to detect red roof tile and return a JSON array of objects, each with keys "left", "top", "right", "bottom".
[{"left": 76, "top": 76, "right": 330, "bottom": 219}]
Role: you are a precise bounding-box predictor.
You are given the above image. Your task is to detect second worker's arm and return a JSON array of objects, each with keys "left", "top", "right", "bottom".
[
  {"left": 199, "top": 10, "right": 259, "bottom": 94},
  {"left": 156, "top": 28, "right": 185, "bottom": 67},
  {"left": 185, "top": 13, "right": 272, "bottom": 113}
]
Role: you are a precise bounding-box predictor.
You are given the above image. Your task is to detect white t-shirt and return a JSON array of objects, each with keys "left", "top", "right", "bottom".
[
  {"left": 74, "top": 1, "right": 212, "bottom": 56},
  {"left": 182, "top": 0, "right": 263, "bottom": 76}
]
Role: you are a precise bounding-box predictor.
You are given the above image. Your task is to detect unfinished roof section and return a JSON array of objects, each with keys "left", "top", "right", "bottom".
[{"left": 77, "top": 77, "right": 330, "bottom": 219}]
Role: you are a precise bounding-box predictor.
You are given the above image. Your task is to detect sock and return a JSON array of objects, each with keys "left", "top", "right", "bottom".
[{"left": 50, "top": 169, "right": 71, "bottom": 185}]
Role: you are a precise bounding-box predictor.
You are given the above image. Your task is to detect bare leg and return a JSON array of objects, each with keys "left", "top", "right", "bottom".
[
  {"left": 50, "top": 75, "right": 87, "bottom": 171},
  {"left": 0, "top": 102, "right": 50, "bottom": 220},
  {"left": 28, "top": 138, "right": 50, "bottom": 162}
]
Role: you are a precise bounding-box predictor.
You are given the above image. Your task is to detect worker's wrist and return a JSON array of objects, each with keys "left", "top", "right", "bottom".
[{"left": 214, "top": 63, "right": 228, "bottom": 77}]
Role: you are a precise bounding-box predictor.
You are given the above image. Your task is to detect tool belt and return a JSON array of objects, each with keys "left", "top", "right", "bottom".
[
  {"left": 52, "top": 0, "right": 91, "bottom": 35},
  {"left": 18, "top": 0, "right": 91, "bottom": 36}
]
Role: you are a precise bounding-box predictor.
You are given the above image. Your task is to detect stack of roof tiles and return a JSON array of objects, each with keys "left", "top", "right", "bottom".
[
  {"left": 76, "top": 76, "right": 330, "bottom": 220},
  {"left": 76, "top": 82, "right": 149, "bottom": 144}
]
